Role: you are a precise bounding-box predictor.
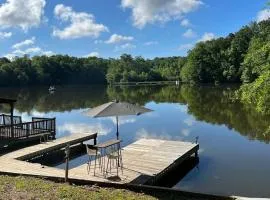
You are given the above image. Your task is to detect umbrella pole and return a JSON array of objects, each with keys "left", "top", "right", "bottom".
[{"left": 116, "top": 116, "right": 119, "bottom": 139}]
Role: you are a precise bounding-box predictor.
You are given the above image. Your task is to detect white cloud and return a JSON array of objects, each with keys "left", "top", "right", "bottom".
[
  {"left": 9, "top": 47, "right": 49, "bottom": 56},
  {"left": 53, "top": 4, "right": 109, "bottom": 39},
  {"left": 58, "top": 122, "right": 112, "bottom": 137},
  {"left": 24, "top": 47, "right": 42, "bottom": 54},
  {"left": 108, "top": 116, "right": 136, "bottom": 126},
  {"left": 12, "top": 49, "right": 25, "bottom": 55},
  {"left": 121, "top": 0, "right": 203, "bottom": 28},
  {"left": 0, "top": 0, "right": 46, "bottom": 31},
  {"left": 198, "top": 32, "right": 215, "bottom": 42},
  {"left": 136, "top": 128, "right": 181, "bottom": 140},
  {"left": 0, "top": 32, "right": 12, "bottom": 39},
  {"left": 3, "top": 53, "right": 17, "bottom": 60},
  {"left": 121, "top": 43, "right": 136, "bottom": 49},
  {"left": 180, "top": 19, "right": 191, "bottom": 27},
  {"left": 105, "top": 34, "right": 134, "bottom": 44},
  {"left": 181, "top": 129, "right": 190, "bottom": 137},
  {"left": 5, "top": 38, "right": 55, "bottom": 59},
  {"left": 31, "top": 110, "right": 46, "bottom": 117},
  {"left": 85, "top": 52, "right": 100, "bottom": 57},
  {"left": 94, "top": 34, "right": 134, "bottom": 45},
  {"left": 13, "top": 110, "right": 54, "bottom": 122},
  {"left": 178, "top": 43, "right": 194, "bottom": 51},
  {"left": 26, "top": 48, "right": 54, "bottom": 56},
  {"left": 4, "top": 49, "right": 54, "bottom": 59},
  {"left": 115, "top": 43, "right": 136, "bottom": 52},
  {"left": 178, "top": 32, "right": 216, "bottom": 51},
  {"left": 183, "top": 29, "right": 197, "bottom": 38},
  {"left": 257, "top": 9, "right": 270, "bottom": 22},
  {"left": 12, "top": 37, "right": 36, "bottom": 49},
  {"left": 183, "top": 118, "right": 196, "bottom": 126},
  {"left": 42, "top": 51, "right": 55, "bottom": 56},
  {"left": 143, "top": 41, "right": 158, "bottom": 46}
]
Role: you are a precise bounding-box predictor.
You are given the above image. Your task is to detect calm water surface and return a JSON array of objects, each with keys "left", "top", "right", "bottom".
[{"left": 0, "top": 85, "right": 270, "bottom": 197}]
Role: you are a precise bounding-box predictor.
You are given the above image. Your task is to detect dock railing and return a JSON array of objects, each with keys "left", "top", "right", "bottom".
[
  {"left": 0, "top": 114, "right": 22, "bottom": 125},
  {"left": 0, "top": 117, "right": 56, "bottom": 141}
]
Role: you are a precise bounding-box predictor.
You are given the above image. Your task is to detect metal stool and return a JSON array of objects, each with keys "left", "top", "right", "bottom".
[
  {"left": 86, "top": 144, "right": 101, "bottom": 175},
  {"left": 105, "top": 144, "right": 123, "bottom": 177}
]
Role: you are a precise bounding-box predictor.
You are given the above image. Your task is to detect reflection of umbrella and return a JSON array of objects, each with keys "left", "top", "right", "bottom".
[{"left": 83, "top": 101, "right": 153, "bottom": 139}]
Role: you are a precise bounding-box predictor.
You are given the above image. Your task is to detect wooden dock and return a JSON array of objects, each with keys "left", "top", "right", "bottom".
[
  {"left": 0, "top": 134, "right": 199, "bottom": 185},
  {"left": 113, "top": 81, "right": 179, "bottom": 86}
]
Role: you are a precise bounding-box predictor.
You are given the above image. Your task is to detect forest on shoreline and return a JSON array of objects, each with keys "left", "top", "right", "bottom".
[{"left": 0, "top": 19, "right": 269, "bottom": 114}]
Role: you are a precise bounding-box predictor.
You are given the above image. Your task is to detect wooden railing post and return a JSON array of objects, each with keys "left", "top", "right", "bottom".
[
  {"left": 10, "top": 103, "right": 14, "bottom": 138},
  {"left": 65, "top": 144, "right": 70, "bottom": 183},
  {"left": 94, "top": 133, "right": 97, "bottom": 145},
  {"left": 26, "top": 123, "right": 30, "bottom": 137},
  {"left": 0, "top": 114, "right": 3, "bottom": 125},
  {"left": 53, "top": 118, "right": 56, "bottom": 139}
]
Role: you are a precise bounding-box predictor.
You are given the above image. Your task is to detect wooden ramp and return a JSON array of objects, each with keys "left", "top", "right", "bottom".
[
  {"left": 0, "top": 133, "right": 97, "bottom": 179},
  {"left": 2, "top": 133, "right": 97, "bottom": 160},
  {"left": 0, "top": 135, "right": 199, "bottom": 185}
]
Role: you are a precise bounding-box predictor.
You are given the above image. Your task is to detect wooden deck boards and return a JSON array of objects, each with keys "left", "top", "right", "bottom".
[{"left": 0, "top": 135, "right": 199, "bottom": 185}]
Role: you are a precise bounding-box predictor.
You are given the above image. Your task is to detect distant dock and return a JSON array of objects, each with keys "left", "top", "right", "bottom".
[
  {"left": 113, "top": 80, "right": 180, "bottom": 86},
  {"left": 0, "top": 133, "right": 199, "bottom": 185}
]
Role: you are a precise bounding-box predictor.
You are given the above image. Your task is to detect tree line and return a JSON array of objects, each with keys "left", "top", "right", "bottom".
[
  {"left": 0, "top": 54, "right": 186, "bottom": 86},
  {"left": 0, "top": 19, "right": 269, "bottom": 113}
]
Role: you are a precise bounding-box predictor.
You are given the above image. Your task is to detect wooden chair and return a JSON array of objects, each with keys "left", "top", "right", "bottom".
[{"left": 85, "top": 144, "right": 101, "bottom": 175}]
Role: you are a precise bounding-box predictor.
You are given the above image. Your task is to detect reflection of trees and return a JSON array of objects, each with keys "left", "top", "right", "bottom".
[
  {"left": 108, "top": 85, "right": 270, "bottom": 143},
  {"left": 179, "top": 85, "right": 270, "bottom": 143},
  {"left": 0, "top": 84, "right": 269, "bottom": 142},
  {"left": 106, "top": 86, "right": 163, "bottom": 104},
  {"left": 0, "top": 86, "right": 108, "bottom": 113}
]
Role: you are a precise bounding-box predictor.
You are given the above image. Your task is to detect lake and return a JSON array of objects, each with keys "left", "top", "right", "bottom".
[{"left": 0, "top": 84, "right": 270, "bottom": 197}]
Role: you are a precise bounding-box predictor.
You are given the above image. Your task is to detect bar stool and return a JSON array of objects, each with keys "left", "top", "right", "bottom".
[
  {"left": 105, "top": 144, "right": 123, "bottom": 177},
  {"left": 85, "top": 144, "right": 101, "bottom": 175}
]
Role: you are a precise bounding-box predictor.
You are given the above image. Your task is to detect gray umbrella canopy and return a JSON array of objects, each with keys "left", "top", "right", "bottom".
[
  {"left": 83, "top": 101, "right": 152, "bottom": 139},
  {"left": 84, "top": 101, "right": 152, "bottom": 117}
]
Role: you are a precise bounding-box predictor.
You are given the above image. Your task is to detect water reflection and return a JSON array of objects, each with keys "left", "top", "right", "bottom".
[
  {"left": 58, "top": 122, "right": 112, "bottom": 137},
  {"left": 0, "top": 85, "right": 108, "bottom": 113},
  {"left": 0, "top": 85, "right": 269, "bottom": 143}
]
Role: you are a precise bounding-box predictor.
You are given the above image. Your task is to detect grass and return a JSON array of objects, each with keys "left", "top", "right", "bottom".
[
  {"left": 0, "top": 175, "right": 233, "bottom": 200},
  {"left": 0, "top": 175, "right": 153, "bottom": 200}
]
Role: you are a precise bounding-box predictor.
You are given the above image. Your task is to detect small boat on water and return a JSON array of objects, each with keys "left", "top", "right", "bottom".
[{"left": 48, "top": 86, "right": 56, "bottom": 92}]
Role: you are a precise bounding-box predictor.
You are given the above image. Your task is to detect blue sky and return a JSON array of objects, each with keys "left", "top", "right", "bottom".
[{"left": 0, "top": 0, "right": 269, "bottom": 59}]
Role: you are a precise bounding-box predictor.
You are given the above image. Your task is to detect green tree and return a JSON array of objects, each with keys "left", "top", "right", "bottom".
[{"left": 180, "top": 37, "right": 232, "bottom": 83}]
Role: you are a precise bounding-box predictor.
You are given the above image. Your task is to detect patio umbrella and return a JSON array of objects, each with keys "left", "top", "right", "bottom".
[{"left": 83, "top": 101, "right": 152, "bottom": 139}]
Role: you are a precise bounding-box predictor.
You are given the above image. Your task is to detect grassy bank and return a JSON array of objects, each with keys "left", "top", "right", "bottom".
[
  {"left": 0, "top": 175, "right": 150, "bottom": 200},
  {"left": 0, "top": 175, "right": 233, "bottom": 200}
]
